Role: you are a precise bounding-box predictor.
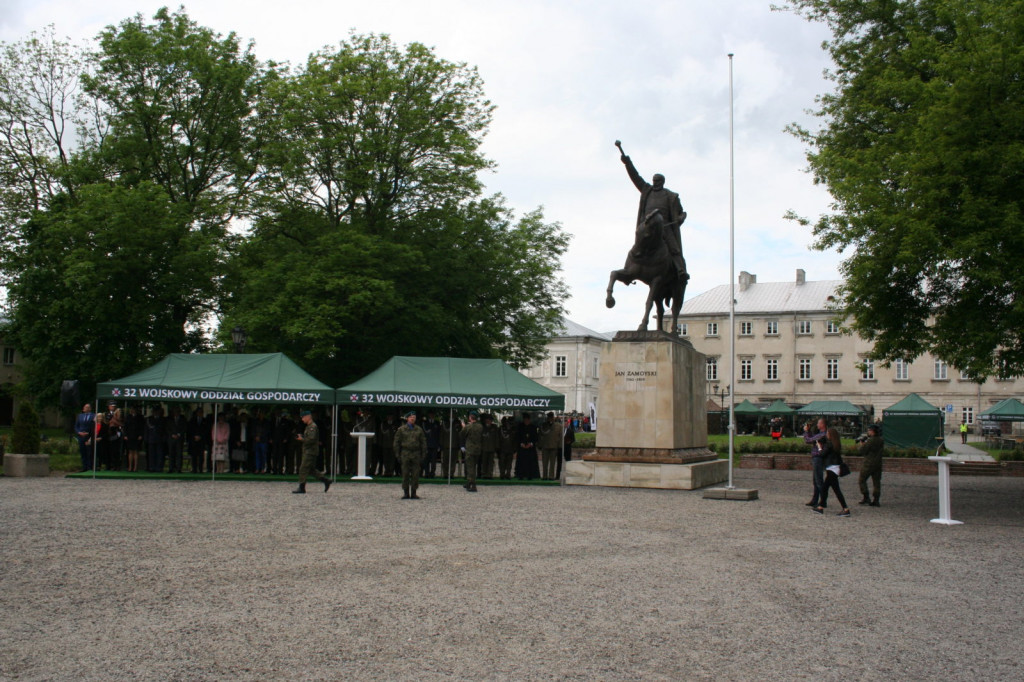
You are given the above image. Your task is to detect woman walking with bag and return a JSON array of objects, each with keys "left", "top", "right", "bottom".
[{"left": 814, "top": 427, "right": 851, "bottom": 517}]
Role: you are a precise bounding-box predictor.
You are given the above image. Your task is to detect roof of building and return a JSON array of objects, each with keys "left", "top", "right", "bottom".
[
  {"left": 682, "top": 275, "right": 842, "bottom": 316},
  {"left": 555, "top": 317, "right": 612, "bottom": 341}
]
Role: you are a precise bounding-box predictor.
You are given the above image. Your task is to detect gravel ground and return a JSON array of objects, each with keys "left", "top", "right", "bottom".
[{"left": 1, "top": 470, "right": 1022, "bottom": 681}]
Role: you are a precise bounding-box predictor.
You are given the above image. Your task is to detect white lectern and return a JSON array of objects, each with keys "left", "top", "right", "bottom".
[
  {"left": 350, "top": 431, "right": 375, "bottom": 480},
  {"left": 927, "top": 456, "right": 963, "bottom": 525}
]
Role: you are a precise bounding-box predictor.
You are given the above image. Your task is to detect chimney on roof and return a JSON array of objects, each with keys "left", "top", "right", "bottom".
[
  {"left": 739, "top": 271, "right": 756, "bottom": 292},
  {"left": 796, "top": 269, "right": 806, "bottom": 285}
]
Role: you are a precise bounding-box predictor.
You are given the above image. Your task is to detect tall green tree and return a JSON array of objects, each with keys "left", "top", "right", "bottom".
[
  {"left": 225, "top": 35, "right": 566, "bottom": 383},
  {"left": 6, "top": 182, "right": 215, "bottom": 403},
  {"left": 2, "top": 8, "right": 263, "bottom": 402},
  {"left": 783, "top": 0, "right": 1024, "bottom": 379},
  {"left": 0, "top": 27, "right": 103, "bottom": 240},
  {"left": 83, "top": 6, "right": 264, "bottom": 225}
]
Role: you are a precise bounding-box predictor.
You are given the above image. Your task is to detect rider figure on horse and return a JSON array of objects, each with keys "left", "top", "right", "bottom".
[{"left": 619, "top": 146, "right": 688, "bottom": 282}]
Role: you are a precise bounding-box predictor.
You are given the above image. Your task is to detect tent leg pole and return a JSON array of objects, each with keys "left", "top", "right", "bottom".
[
  {"left": 212, "top": 403, "right": 218, "bottom": 482},
  {"left": 332, "top": 405, "right": 338, "bottom": 483},
  {"left": 92, "top": 393, "right": 99, "bottom": 479}
]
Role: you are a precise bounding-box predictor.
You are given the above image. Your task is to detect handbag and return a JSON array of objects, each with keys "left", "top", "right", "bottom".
[{"left": 839, "top": 460, "right": 851, "bottom": 477}]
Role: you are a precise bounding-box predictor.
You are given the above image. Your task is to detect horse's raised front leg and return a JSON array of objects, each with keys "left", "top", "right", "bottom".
[{"left": 606, "top": 270, "right": 632, "bottom": 308}]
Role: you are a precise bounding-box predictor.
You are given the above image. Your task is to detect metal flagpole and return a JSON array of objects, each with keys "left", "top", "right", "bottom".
[{"left": 727, "top": 52, "right": 736, "bottom": 490}]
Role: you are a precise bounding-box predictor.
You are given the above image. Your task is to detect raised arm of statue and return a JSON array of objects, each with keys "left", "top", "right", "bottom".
[{"left": 620, "top": 154, "right": 649, "bottom": 193}]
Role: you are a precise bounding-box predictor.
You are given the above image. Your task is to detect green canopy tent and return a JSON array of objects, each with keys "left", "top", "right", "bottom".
[
  {"left": 731, "top": 399, "right": 762, "bottom": 414},
  {"left": 729, "top": 399, "right": 763, "bottom": 434},
  {"left": 761, "top": 399, "right": 796, "bottom": 436},
  {"left": 96, "top": 353, "right": 335, "bottom": 479},
  {"left": 881, "top": 393, "right": 944, "bottom": 450},
  {"left": 338, "top": 356, "right": 565, "bottom": 411},
  {"left": 761, "top": 399, "right": 795, "bottom": 415},
  {"left": 978, "top": 397, "right": 1024, "bottom": 421},
  {"left": 338, "top": 357, "right": 565, "bottom": 483},
  {"left": 796, "top": 400, "right": 863, "bottom": 416}
]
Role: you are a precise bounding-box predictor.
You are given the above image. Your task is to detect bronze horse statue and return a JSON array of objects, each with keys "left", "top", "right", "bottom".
[{"left": 605, "top": 208, "right": 689, "bottom": 333}]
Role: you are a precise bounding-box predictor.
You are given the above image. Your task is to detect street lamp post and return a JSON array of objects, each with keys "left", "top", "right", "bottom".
[{"left": 231, "top": 326, "right": 247, "bottom": 354}]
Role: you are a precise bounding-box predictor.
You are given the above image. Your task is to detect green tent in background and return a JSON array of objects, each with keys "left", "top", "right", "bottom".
[
  {"left": 731, "top": 399, "right": 763, "bottom": 414},
  {"left": 337, "top": 356, "right": 565, "bottom": 411},
  {"left": 881, "top": 393, "right": 944, "bottom": 450},
  {"left": 978, "top": 397, "right": 1024, "bottom": 421},
  {"left": 97, "top": 353, "right": 335, "bottom": 404},
  {"left": 760, "top": 399, "right": 795, "bottom": 415},
  {"left": 796, "top": 400, "right": 863, "bottom": 416}
]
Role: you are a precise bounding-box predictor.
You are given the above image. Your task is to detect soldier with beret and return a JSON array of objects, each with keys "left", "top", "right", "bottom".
[
  {"left": 394, "top": 410, "right": 427, "bottom": 499},
  {"left": 293, "top": 410, "right": 331, "bottom": 494}
]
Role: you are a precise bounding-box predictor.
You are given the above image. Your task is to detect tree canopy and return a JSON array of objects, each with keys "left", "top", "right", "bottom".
[
  {"left": 783, "top": 0, "right": 1024, "bottom": 379},
  {"left": 0, "top": 10, "right": 568, "bottom": 404}
]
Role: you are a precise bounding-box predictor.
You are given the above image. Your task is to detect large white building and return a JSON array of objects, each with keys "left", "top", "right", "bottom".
[
  {"left": 529, "top": 272, "right": 1024, "bottom": 430},
  {"left": 676, "top": 270, "right": 1024, "bottom": 429},
  {"left": 520, "top": 318, "right": 609, "bottom": 415}
]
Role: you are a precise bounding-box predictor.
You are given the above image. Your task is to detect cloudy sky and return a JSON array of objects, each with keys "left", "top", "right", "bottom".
[{"left": 1, "top": 0, "right": 842, "bottom": 333}]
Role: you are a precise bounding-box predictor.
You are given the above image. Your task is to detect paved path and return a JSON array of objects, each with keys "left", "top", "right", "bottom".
[{"left": 943, "top": 437, "right": 996, "bottom": 462}]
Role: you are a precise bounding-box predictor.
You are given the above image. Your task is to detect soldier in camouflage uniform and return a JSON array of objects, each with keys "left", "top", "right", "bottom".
[
  {"left": 478, "top": 414, "right": 500, "bottom": 479},
  {"left": 293, "top": 410, "right": 331, "bottom": 494},
  {"left": 539, "top": 412, "right": 562, "bottom": 480},
  {"left": 394, "top": 410, "right": 427, "bottom": 499},
  {"left": 857, "top": 424, "right": 885, "bottom": 506},
  {"left": 460, "top": 411, "right": 484, "bottom": 492}
]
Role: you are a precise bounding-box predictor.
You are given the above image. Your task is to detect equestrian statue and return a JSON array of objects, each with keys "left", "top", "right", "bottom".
[{"left": 606, "top": 140, "right": 690, "bottom": 334}]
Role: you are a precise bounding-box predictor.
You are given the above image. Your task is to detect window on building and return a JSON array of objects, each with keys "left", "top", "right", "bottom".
[
  {"left": 797, "top": 320, "right": 812, "bottom": 335},
  {"left": 894, "top": 358, "right": 909, "bottom": 380},
  {"left": 962, "top": 406, "right": 974, "bottom": 425},
  {"left": 799, "top": 358, "right": 812, "bottom": 380},
  {"left": 959, "top": 369, "right": 972, "bottom": 381},
  {"left": 826, "top": 320, "right": 841, "bottom": 334},
  {"left": 676, "top": 323, "right": 688, "bottom": 336},
  {"left": 766, "top": 320, "right": 779, "bottom": 335},
  {"left": 554, "top": 355, "right": 567, "bottom": 378},
  {"left": 739, "top": 321, "right": 752, "bottom": 336},
  {"left": 826, "top": 357, "right": 839, "bottom": 380},
  {"left": 934, "top": 359, "right": 948, "bottom": 380},
  {"left": 592, "top": 357, "right": 599, "bottom": 379},
  {"left": 1, "top": 348, "right": 13, "bottom": 366},
  {"left": 706, "top": 357, "right": 718, "bottom": 381},
  {"left": 861, "top": 359, "right": 875, "bottom": 380},
  {"left": 706, "top": 322, "right": 718, "bottom": 337},
  {"left": 765, "top": 358, "right": 778, "bottom": 381},
  {"left": 740, "top": 358, "right": 752, "bottom": 381}
]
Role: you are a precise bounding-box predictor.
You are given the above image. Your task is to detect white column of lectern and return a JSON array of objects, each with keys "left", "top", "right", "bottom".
[
  {"left": 927, "top": 456, "right": 963, "bottom": 525},
  {"left": 350, "top": 432, "right": 375, "bottom": 481}
]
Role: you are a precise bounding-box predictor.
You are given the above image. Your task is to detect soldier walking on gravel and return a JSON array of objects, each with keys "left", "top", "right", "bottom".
[{"left": 293, "top": 410, "right": 331, "bottom": 494}]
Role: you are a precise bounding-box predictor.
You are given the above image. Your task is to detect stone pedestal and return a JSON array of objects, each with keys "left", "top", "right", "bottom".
[
  {"left": 3, "top": 454, "right": 50, "bottom": 477},
  {"left": 567, "top": 331, "right": 726, "bottom": 490},
  {"left": 596, "top": 330, "right": 708, "bottom": 453}
]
